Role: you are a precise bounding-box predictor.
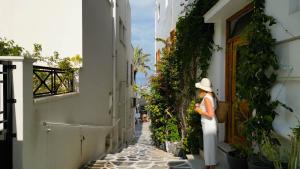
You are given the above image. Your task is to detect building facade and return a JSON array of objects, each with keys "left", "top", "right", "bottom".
[
  {"left": 204, "top": 0, "right": 300, "bottom": 144},
  {"left": 0, "top": 0, "right": 135, "bottom": 169},
  {"left": 155, "top": 0, "right": 300, "bottom": 167},
  {"left": 154, "top": 0, "right": 188, "bottom": 66}
]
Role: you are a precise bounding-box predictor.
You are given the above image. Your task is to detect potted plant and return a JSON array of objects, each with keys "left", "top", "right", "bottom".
[
  {"left": 244, "top": 115, "right": 276, "bottom": 169},
  {"left": 253, "top": 123, "right": 300, "bottom": 169},
  {"left": 227, "top": 136, "right": 251, "bottom": 169},
  {"left": 288, "top": 123, "right": 300, "bottom": 169}
]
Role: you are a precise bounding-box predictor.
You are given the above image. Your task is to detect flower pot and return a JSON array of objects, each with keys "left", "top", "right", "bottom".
[
  {"left": 247, "top": 155, "right": 274, "bottom": 169},
  {"left": 227, "top": 151, "right": 248, "bottom": 169},
  {"left": 281, "top": 162, "right": 288, "bottom": 169}
]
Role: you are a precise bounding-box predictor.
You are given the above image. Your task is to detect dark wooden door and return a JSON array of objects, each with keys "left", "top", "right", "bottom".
[{"left": 226, "top": 37, "right": 251, "bottom": 143}]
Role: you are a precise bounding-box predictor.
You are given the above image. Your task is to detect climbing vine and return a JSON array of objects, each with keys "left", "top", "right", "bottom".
[
  {"left": 147, "top": 0, "right": 217, "bottom": 152},
  {"left": 147, "top": 37, "right": 181, "bottom": 146},
  {"left": 236, "top": 0, "right": 293, "bottom": 145}
]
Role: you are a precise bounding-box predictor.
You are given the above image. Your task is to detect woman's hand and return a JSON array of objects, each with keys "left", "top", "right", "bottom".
[{"left": 194, "top": 104, "right": 202, "bottom": 114}]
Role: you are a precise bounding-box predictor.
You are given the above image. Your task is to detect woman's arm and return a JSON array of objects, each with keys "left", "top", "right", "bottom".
[
  {"left": 195, "top": 98, "right": 214, "bottom": 119},
  {"left": 203, "top": 98, "right": 215, "bottom": 119}
]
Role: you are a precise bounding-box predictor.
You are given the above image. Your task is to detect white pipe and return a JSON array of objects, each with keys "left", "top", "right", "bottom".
[
  {"left": 41, "top": 120, "right": 120, "bottom": 129},
  {"left": 112, "top": 0, "right": 117, "bottom": 127},
  {"left": 276, "top": 35, "right": 300, "bottom": 45}
]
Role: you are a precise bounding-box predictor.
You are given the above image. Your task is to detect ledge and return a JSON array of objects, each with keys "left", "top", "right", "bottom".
[
  {"left": 41, "top": 121, "right": 113, "bottom": 130},
  {"left": 34, "top": 92, "right": 80, "bottom": 104},
  {"left": 0, "top": 56, "right": 35, "bottom": 63},
  {"left": 204, "top": 0, "right": 251, "bottom": 23}
]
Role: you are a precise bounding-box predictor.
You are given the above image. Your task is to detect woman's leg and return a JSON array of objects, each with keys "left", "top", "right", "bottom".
[{"left": 210, "top": 165, "right": 216, "bottom": 169}]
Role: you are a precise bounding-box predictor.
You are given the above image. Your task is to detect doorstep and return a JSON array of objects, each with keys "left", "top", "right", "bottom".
[{"left": 186, "top": 142, "right": 232, "bottom": 169}]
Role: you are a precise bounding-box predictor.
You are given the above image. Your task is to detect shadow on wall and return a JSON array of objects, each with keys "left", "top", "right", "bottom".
[{"left": 133, "top": 121, "right": 144, "bottom": 143}]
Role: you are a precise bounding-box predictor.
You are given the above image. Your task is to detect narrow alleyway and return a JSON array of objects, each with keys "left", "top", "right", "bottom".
[{"left": 84, "top": 122, "right": 192, "bottom": 169}]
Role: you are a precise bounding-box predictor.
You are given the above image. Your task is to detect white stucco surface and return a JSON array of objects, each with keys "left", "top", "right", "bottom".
[
  {"left": 0, "top": 0, "right": 82, "bottom": 58},
  {"left": 155, "top": 0, "right": 187, "bottom": 60},
  {"left": 204, "top": 0, "right": 300, "bottom": 141},
  {"left": 0, "top": 0, "right": 134, "bottom": 169}
]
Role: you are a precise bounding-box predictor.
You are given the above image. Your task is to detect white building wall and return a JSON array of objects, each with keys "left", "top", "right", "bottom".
[
  {"left": 114, "top": 0, "right": 134, "bottom": 148},
  {"left": 0, "top": 0, "right": 82, "bottom": 58},
  {"left": 155, "top": 0, "right": 187, "bottom": 61},
  {"left": 0, "top": 0, "right": 134, "bottom": 169},
  {"left": 265, "top": 0, "right": 300, "bottom": 140},
  {"left": 208, "top": 20, "right": 227, "bottom": 101},
  {"left": 204, "top": 0, "right": 300, "bottom": 147}
]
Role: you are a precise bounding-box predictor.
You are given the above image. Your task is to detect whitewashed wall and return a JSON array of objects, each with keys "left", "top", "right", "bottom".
[
  {"left": 155, "top": 0, "right": 187, "bottom": 61},
  {"left": 114, "top": 0, "right": 135, "bottom": 148},
  {"left": 0, "top": 0, "right": 82, "bottom": 58},
  {"left": 265, "top": 0, "right": 300, "bottom": 139},
  {"left": 0, "top": 0, "right": 134, "bottom": 169},
  {"left": 204, "top": 0, "right": 300, "bottom": 143}
]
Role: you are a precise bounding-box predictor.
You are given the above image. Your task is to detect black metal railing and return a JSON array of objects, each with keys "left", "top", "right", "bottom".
[{"left": 33, "top": 66, "right": 74, "bottom": 98}]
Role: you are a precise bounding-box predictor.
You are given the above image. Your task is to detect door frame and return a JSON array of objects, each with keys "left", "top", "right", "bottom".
[{"left": 225, "top": 3, "right": 253, "bottom": 143}]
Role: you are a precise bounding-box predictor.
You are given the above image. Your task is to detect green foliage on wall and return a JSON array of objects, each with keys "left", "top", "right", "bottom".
[
  {"left": 236, "top": 0, "right": 293, "bottom": 147},
  {"left": 175, "top": 0, "right": 217, "bottom": 154},
  {"left": 146, "top": 37, "right": 181, "bottom": 146},
  {"left": 183, "top": 100, "right": 203, "bottom": 153},
  {"left": 147, "top": 0, "right": 217, "bottom": 152}
]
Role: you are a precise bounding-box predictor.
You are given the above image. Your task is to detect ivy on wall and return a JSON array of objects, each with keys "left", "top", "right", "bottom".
[
  {"left": 175, "top": 0, "right": 217, "bottom": 154},
  {"left": 147, "top": 0, "right": 217, "bottom": 152},
  {"left": 147, "top": 37, "right": 181, "bottom": 146},
  {"left": 236, "top": 0, "right": 293, "bottom": 145}
]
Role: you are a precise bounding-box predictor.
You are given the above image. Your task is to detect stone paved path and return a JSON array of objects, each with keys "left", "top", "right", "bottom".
[{"left": 84, "top": 122, "right": 192, "bottom": 169}]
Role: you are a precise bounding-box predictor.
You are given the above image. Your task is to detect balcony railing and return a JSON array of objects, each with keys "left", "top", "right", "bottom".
[{"left": 33, "top": 66, "right": 74, "bottom": 98}]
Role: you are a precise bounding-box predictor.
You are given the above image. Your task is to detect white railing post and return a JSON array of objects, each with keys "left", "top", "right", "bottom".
[{"left": 0, "top": 56, "right": 34, "bottom": 169}]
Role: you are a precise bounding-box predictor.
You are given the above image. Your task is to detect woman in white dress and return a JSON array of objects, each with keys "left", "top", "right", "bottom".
[{"left": 194, "top": 78, "right": 217, "bottom": 169}]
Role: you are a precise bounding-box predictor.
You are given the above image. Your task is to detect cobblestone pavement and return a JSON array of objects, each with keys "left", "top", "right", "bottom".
[{"left": 84, "top": 122, "right": 192, "bottom": 169}]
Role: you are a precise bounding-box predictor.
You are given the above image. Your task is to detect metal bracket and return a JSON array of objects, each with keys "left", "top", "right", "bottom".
[
  {"left": 7, "top": 99, "right": 16, "bottom": 103},
  {"left": 7, "top": 65, "right": 16, "bottom": 70}
]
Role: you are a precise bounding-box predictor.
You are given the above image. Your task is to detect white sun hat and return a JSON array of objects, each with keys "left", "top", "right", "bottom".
[{"left": 195, "top": 78, "right": 212, "bottom": 92}]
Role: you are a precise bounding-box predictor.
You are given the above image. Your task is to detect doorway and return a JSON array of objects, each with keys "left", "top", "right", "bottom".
[{"left": 225, "top": 4, "right": 253, "bottom": 143}]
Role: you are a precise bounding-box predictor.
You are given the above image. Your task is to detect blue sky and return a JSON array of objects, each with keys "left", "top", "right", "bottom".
[{"left": 130, "top": 0, "right": 155, "bottom": 86}]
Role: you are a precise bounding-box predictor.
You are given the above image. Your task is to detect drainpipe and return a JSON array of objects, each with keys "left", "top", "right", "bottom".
[{"left": 112, "top": 0, "right": 117, "bottom": 127}]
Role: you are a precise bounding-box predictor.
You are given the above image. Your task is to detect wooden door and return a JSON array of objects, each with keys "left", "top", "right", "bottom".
[{"left": 226, "top": 37, "right": 250, "bottom": 143}]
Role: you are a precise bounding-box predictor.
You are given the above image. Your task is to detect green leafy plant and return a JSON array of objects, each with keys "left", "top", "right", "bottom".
[
  {"left": 133, "top": 47, "right": 150, "bottom": 81},
  {"left": 183, "top": 100, "right": 203, "bottom": 154},
  {"left": 147, "top": 0, "right": 218, "bottom": 151},
  {"left": 231, "top": 136, "right": 252, "bottom": 159},
  {"left": 146, "top": 39, "right": 181, "bottom": 146},
  {"left": 260, "top": 131, "right": 282, "bottom": 169},
  {"left": 0, "top": 37, "right": 24, "bottom": 56},
  {"left": 235, "top": 0, "right": 293, "bottom": 148},
  {"left": 288, "top": 123, "right": 300, "bottom": 169},
  {"left": 0, "top": 37, "right": 81, "bottom": 95}
]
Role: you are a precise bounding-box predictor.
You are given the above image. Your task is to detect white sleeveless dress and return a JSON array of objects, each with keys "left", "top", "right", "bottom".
[{"left": 200, "top": 94, "right": 217, "bottom": 166}]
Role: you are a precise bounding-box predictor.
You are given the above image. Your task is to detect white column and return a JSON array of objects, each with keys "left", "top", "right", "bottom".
[{"left": 0, "top": 56, "right": 34, "bottom": 169}]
